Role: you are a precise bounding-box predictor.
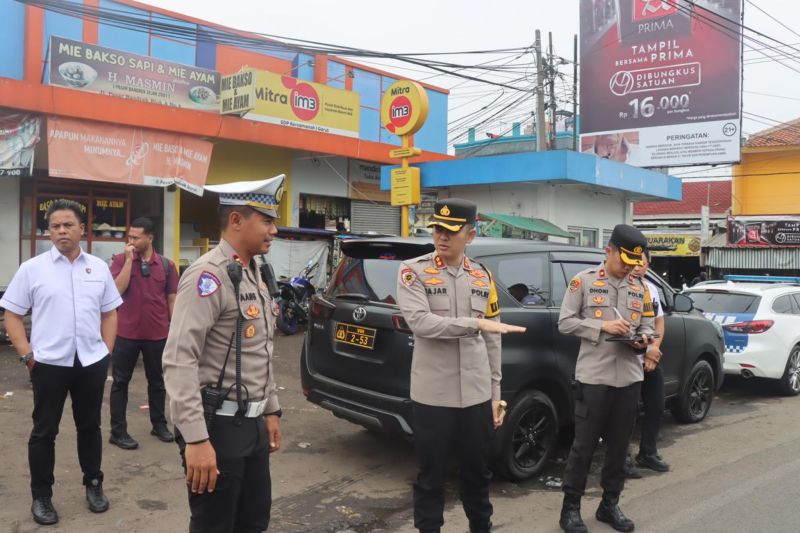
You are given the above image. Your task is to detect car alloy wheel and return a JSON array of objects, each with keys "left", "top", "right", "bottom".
[
  {"left": 494, "top": 390, "right": 558, "bottom": 481},
  {"left": 688, "top": 369, "right": 712, "bottom": 419},
  {"left": 672, "top": 359, "right": 714, "bottom": 424},
  {"left": 778, "top": 346, "right": 800, "bottom": 396}
]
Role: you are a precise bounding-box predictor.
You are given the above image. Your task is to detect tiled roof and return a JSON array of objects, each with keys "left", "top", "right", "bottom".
[
  {"left": 634, "top": 181, "right": 731, "bottom": 216},
  {"left": 746, "top": 117, "right": 800, "bottom": 147}
]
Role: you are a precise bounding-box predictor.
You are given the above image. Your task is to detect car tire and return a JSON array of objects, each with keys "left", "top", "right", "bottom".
[
  {"left": 672, "top": 359, "right": 714, "bottom": 423},
  {"left": 494, "top": 390, "right": 559, "bottom": 481},
  {"left": 777, "top": 345, "right": 800, "bottom": 396}
]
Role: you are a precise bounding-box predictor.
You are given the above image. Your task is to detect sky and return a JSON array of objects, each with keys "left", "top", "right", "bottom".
[{"left": 145, "top": 0, "right": 800, "bottom": 176}]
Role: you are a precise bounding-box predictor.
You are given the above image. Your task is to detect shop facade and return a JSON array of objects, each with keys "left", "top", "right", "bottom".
[{"left": 0, "top": 0, "right": 450, "bottom": 289}]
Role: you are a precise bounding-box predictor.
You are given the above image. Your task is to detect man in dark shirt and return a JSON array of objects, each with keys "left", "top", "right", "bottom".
[{"left": 108, "top": 217, "right": 179, "bottom": 449}]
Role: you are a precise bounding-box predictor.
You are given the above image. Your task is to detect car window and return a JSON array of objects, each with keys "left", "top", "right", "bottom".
[
  {"left": 327, "top": 256, "right": 401, "bottom": 304},
  {"left": 686, "top": 291, "right": 761, "bottom": 313},
  {"left": 552, "top": 262, "right": 595, "bottom": 306},
  {"left": 773, "top": 295, "right": 794, "bottom": 314},
  {"left": 792, "top": 294, "right": 800, "bottom": 314},
  {"left": 482, "top": 253, "right": 549, "bottom": 306}
]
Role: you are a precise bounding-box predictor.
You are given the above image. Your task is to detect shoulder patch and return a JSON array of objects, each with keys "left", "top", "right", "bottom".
[
  {"left": 401, "top": 268, "right": 417, "bottom": 287},
  {"left": 197, "top": 271, "right": 221, "bottom": 297},
  {"left": 569, "top": 277, "right": 581, "bottom": 292}
]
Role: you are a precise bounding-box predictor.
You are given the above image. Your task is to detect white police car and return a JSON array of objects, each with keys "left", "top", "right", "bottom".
[{"left": 685, "top": 276, "right": 800, "bottom": 395}]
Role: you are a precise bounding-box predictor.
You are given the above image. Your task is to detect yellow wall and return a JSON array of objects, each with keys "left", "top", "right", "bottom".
[
  {"left": 182, "top": 141, "right": 293, "bottom": 239},
  {"left": 733, "top": 146, "right": 800, "bottom": 215}
]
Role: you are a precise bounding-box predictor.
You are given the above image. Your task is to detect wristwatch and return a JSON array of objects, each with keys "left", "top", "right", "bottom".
[
  {"left": 264, "top": 409, "right": 282, "bottom": 418},
  {"left": 20, "top": 352, "right": 33, "bottom": 365}
]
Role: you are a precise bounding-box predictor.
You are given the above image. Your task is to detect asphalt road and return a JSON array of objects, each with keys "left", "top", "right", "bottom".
[{"left": 1, "top": 332, "right": 799, "bottom": 533}]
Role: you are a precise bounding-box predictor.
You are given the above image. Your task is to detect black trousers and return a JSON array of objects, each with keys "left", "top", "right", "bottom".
[
  {"left": 177, "top": 416, "right": 271, "bottom": 533},
  {"left": 639, "top": 366, "right": 665, "bottom": 456},
  {"left": 412, "top": 400, "right": 493, "bottom": 532},
  {"left": 109, "top": 336, "right": 168, "bottom": 436},
  {"left": 563, "top": 381, "right": 641, "bottom": 498},
  {"left": 29, "top": 355, "right": 110, "bottom": 499}
]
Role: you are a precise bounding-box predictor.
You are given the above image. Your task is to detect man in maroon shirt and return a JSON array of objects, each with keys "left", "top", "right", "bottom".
[{"left": 108, "top": 217, "right": 179, "bottom": 449}]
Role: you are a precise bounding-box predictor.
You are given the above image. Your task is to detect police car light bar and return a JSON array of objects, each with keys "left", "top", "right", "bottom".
[{"left": 723, "top": 275, "right": 800, "bottom": 283}]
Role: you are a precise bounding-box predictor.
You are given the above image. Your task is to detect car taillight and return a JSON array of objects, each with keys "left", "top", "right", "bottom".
[
  {"left": 310, "top": 295, "right": 335, "bottom": 320},
  {"left": 723, "top": 320, "right": 774, "bottom": 334},
  {"left": 392, "top": 314, "right": 412, "bottom": 333}
]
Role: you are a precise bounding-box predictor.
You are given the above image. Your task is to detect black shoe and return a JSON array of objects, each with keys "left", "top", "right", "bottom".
[
  {"left": 151, "top": 425, "right": 174, "bottom": 443},
  {"left": 623, "top": 455, "right": 642, "bottom": 479},
  {"left": 86, "top": 479, "right": 109, "bottom": 513},
  {"left": 636, "top": 452, "right": 670, "bottom": 473},
  {"left": 596, "top": 497, "right": 635, "bottom": 532},
  {"left": 109, "top": 433, "right": 139, "bottom": 450},
  {"left": 31, "top": 497, "right": 59, "bottom": 525},
  {"left": 469, "top": 521, "right": 492, "bottom": 533},
  {"left": 560, "top": 494, "right": 588, "bottom": 533}
]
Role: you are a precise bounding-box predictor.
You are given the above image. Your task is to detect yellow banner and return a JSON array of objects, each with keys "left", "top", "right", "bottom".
[
  {"left": 391, "top": 167, "right": 420, "bottom": 206},
  {"left": 646, "top": 234, "right": 702, "bottom": 257},
  {"left": 242, "top": 70, "right": 360, "bottom": 138}
]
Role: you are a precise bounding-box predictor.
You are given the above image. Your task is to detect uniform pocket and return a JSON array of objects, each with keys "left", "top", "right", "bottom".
[{"left": 470, "top": 294, "right": 489, "bottom": 319}]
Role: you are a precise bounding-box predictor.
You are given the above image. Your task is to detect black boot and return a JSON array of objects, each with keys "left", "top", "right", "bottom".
[
  {"left": 86, "top": 479, "right": 110, "bottom": 513},
  {"left": 31, "top": 497, "right": 59, "bottom": 525},
  {"left": 596, "top": 493, "right": 634, "bottom": 532},
  {"left": 559, "top": 493, "right": 588, "bottom": 533}
]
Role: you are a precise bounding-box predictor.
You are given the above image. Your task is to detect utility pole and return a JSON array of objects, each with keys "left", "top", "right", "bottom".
[
  {"left": 573, "top": 33, "right": 578, "bottom": 151},
  {"left": 534, "top": 30, "right": 547, "bottom": 152},
  {"left": 549, "top": 32, "right": 557, "bottom": 149}
]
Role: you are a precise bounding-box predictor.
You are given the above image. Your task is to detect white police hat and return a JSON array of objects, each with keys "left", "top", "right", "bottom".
[{"left": 205, "top": 174, "right": 285, "bottom": 219}]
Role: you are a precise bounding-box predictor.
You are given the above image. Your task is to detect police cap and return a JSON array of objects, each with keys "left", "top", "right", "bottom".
[
  {"left": 427, "top": 198, "right": 477, "bottom": 232},
  {"left": 608, "top": 224, "right": 647, "bottom": 266},
  {"left": 205, "top": 174, "right": 285, "bottom": 219}
]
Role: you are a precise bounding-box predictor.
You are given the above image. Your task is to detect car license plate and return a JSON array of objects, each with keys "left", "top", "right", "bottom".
[{"left": 335, "top": 322, "right": 376, "bottom": 350}]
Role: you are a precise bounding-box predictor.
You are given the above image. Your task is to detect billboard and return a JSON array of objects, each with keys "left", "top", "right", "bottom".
[
  {"left": 728, "top": 216, "right": 800, "bottom": 246},
  {"left": 580, "top": 0, "right": 743, "bottom": 167},
  {"left": 0, "top": 112, "right": 40, "bottom": 177},
  {"left": 49, "top": 36, "right": 220, "bottom": 111},
  {"left": 646, "top": 233, "right": 702, "bottom": 256},
  {"left": 221, "top": 69, "right": 360, "bottom": 138}
]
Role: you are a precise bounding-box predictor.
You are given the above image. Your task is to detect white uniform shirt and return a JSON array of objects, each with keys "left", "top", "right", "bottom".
[
  {"left": 645, "top": 280, "right": 664, "bottom": 318},
  {"left": 0, "top": 246, "right": 122, "bottom": 367}
]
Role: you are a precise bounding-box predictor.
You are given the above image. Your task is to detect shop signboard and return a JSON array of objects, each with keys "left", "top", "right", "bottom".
[
  {"left": 0, "top": 112, "right": 40, "bottom": 177},
  {"left": 48, "top": 36, "right": 220, "bottom": 111},
  {"left": 220, "top": 68, "right": 257, "bottom": 115},
  {"left": 349, "top": 159, "right": 389, "bottom": 202},
  {"left": 579, "top": 0, "right": 743, "bottom": 167},
  {"left": 390, "top": 167, "right": 421, "bottom": 206},
  {"left": 47, "top": 116, "right": 213, "bottom": 196},
  {"left": 728, "top": 216, "right": 800, "bottom": 246},
  {"left": 646, "top": 233, "right": 702, "bottom": 256},
  {"left": 243, "top": 70, "right": 360, "bottom": 138}
]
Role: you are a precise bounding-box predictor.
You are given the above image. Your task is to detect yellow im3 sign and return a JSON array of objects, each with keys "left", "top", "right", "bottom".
[
  {"left": 381, "top": 80, "right": 429, "bottom": 137},
  {"left": 391, "top": 167, "right": 421, "bottom": 206}
]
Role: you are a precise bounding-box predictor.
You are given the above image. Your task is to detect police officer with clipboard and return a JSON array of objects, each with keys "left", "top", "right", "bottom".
[{"left": 162, "top": 175, "right": 285, "bottom": 533}]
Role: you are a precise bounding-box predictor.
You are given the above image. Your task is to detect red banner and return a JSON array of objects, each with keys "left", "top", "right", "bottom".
[{"left": 47, "top": 116, "right": 212, "bottom": 196}]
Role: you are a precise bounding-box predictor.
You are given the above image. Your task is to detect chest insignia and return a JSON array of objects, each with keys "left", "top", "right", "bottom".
[
  {"left": 631, "top": 299, "right": 642, "bottom": 310},
  {"left": 424, "top": 267, "right": 440, "bottom": 275},
  {"left": 472, "top": 280, "right": 488, "bottom": 288},
  {"left": 593, "top": 280, "right": 606, "bottom": 287},
  {"left": 423, "top": 277, "right": 445, "bottom": 286},
  {"left": 245, "top": 304, "right": 260, "bottom": 318},
  {"left": 594, "top": 309, "right": 603, "bottom": 318},
  {"left": 469, "top": 270, "right": 487, "bottom": 279},
  {"left": 631, "top": 312, "right": 639, "bottom": 321},
  {"left": 85, "top": 268, "right": 92, "bottom": 274},
  {"left": 592, "top": 296, "right": 606, "bottom": 304},
  {"left": 244, "top": 324, "right": 256, "bottom": 339},
  {"left": 197, "top": 271, "right": 221, "bottom": 297}
]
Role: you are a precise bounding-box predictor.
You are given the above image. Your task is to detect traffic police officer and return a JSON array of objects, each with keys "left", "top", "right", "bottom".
[
  {"left": 163, "top": 175, "right": 285, "bottom": 533},
  {"left": 397, "top": 198, "right": 526, "bottom": 533},
  {"left": 557, "top": 224, "right": 655, "bottom": 533}
]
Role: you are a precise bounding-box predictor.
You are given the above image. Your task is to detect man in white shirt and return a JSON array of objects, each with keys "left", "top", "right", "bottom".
[
  {"left": 1, "top": 199, "right": 122, "bottom": 526},
  {"left": 625, "top": 249, "right": 670, "bottom": 479}
]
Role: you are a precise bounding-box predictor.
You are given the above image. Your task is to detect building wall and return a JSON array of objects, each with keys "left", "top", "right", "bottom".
[
  {"left": 289, "top": 156, "right": 349, "bottom": 227},
  {"left": 442, "top": 182, "right": 629, "bottom": 247},
  {"left": 0, "top": 177, "right": 20, "bottom": 289},
  {"left": 733, "top": 147, "right": 800, "bottom": 215}
]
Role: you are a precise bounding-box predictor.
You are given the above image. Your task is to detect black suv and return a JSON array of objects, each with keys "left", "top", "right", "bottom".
[{"left": 300, "top": 237, "right": 724, "bottom": 480}]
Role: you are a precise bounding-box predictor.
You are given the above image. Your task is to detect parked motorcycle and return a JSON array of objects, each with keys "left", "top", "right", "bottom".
[{"left": 276, "top": 260, "right": 319, "bottom": 335}]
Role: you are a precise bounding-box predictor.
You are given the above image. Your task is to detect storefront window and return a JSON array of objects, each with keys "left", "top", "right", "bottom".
[
  {"left": 21, "top": 179, "right": 130, "bottom": 263},
  {"left": 299, "top": 194, "right": 351, "bottom": 230}
]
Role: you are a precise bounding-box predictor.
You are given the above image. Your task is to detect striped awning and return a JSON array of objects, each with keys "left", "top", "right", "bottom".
[{"left": 707, "top": 247, "right": 800, "bottom": 269}]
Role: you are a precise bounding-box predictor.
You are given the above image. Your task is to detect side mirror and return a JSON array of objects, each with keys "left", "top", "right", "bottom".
[{"left": 673, "top": 293, "right": 694, "bottom": 313}]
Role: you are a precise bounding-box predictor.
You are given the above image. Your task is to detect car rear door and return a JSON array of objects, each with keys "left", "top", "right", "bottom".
[
  {"left": 305, "top": 240, "right": 433, "bottom": 398},
  {"left": 646, "top": 274, "right": 686, "bottom": 397}
]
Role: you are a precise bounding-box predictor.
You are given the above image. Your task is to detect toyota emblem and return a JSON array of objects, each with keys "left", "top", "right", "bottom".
[{"left": 353, "top": 306, "right": 367, "bottom": 322}]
